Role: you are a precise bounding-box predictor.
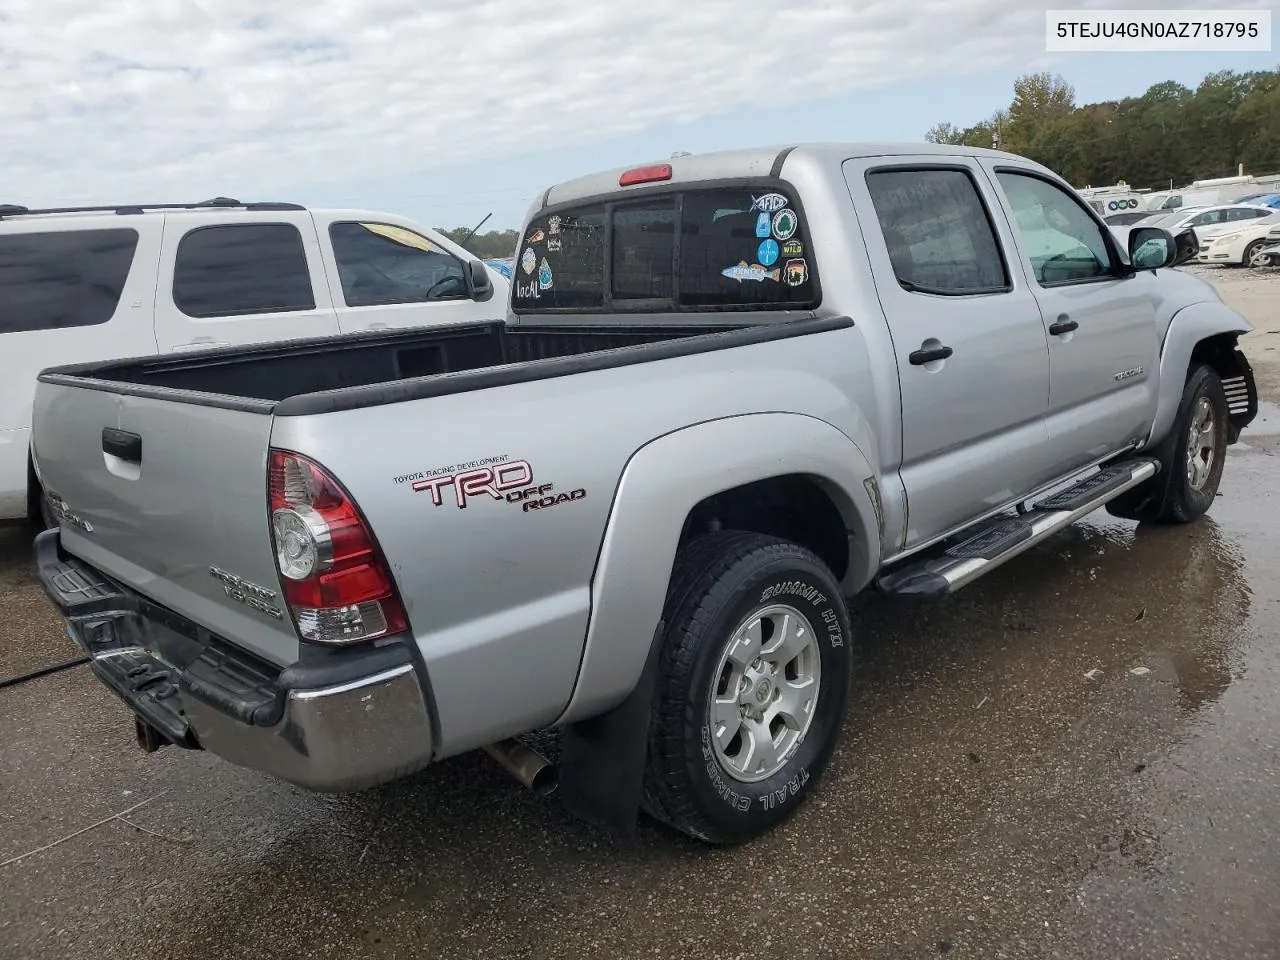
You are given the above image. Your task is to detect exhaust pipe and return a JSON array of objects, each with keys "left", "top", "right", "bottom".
[{"left": 482, "top": 738, "right": 558, "bottom": 796}]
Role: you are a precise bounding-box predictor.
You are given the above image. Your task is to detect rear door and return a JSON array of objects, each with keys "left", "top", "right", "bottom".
[
  {"left": 153, "top": 212, "right": 341, "bottom": 352},
  {"left": 843, "top": 156, "right": 1056, "bottom": 546},
  {"left": 31, "top": 384, "right": 298, "bottom": 666},
  {"left": 982, "top": 163, "right": 1160, "bottom": 472},
  {"left": 312, "top": 212, "right": 499, "bottom": 333}
]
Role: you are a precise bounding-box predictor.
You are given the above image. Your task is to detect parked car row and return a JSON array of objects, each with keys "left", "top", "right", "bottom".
[
  {"left": 0, "top": 199, "right": 511, "bottom": 523},
  {"left": 1105, "top": 201, "right": 1280, "bottom": 268}
]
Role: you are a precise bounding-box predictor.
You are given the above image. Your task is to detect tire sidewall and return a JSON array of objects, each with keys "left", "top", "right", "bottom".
[
  {"left": 1170, "top": 366, "right": 1229, "bottom": 518},
  {"left": 681, "top": 554, "right": 851, "bottom": 840}
]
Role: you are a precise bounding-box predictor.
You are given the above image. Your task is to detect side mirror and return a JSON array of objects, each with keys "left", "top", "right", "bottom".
[
  {"left": 467, "top": 259, "right": 494, "bottom": 302},
  {"left": 1127, "top": 226, "right": 1178, "bottom": 271}
]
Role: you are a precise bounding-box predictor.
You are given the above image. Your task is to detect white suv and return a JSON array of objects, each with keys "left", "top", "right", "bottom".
[{"left": 0, "top": 198, "right": 511, "bottom": 524}]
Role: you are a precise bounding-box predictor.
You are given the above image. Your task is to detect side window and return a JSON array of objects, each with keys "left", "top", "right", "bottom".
[
  {"left": 864, "top": 168, "right": 1010, "bottom": 295},
  {"left": 1230, "top": 208, "right": 1265, "bottom": 221},
  {"left": 173, "top": 223, "right": 315, "bottom": 318},
  {"left": 329, "top": 222, "right": 468, "bottom": 307},
  {"left": 1189, "top": 211, "right": 1223, "bottom": 226},
  {"left": 0, "top": 229, "right": 139, "bottom": 334},
  {"left": 996, "top": 172, "right": 1114, "bottom": 286}
]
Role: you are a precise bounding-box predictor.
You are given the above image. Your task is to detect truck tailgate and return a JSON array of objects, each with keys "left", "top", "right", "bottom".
[{"left": 31, "top": 383, "right": 298, "bottom": 666}]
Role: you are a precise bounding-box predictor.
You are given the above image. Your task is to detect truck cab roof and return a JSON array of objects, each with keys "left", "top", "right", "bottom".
[{"left": 532, "top": 142, "right": 1027, "bottom": 213}]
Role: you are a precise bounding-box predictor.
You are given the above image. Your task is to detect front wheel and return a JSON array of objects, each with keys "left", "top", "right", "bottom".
[
  {"left": 1106, "top": 363, "right": 1229, "bottom": 524},
  {"left": 1244, "top": 239, "right": 1271, "bottom": 268},
  {"left": 641, "top": 531, "right": 852, "bottom": 844}
]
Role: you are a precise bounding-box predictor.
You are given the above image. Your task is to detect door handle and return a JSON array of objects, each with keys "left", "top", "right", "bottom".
[
  {"left": 909, "top": 343, "right": 954, "bottom": 365},
  {"left": 1048, "top": 317, "right": 1079, "bottom": 336},
  {"left": 102, "top": 428, "right": 142, "bottom": 465}
]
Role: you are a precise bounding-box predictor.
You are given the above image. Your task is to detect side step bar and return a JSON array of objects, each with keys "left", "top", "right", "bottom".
[{"left": 877, "top": 457, "right": 1159, "bottom": 599}]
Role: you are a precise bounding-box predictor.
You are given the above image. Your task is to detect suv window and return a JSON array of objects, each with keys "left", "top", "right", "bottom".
[
  {"left": 329, "top": 222, "right": 468, "bottom": 306},
  {"left": 864, "top": 168, "right": 1009, "bottom": 295},
  {"left": 173, "top": 223, "right": 315, "bottom": 318},
  {"left": 511, "top": 186, "right": 818, "bottom": 312},
  {"left": 996, "top": 171, "right": 1114, "bottom": 285},
  {"left": 0, "top": 229, "right": 139, "bottom": 334}
]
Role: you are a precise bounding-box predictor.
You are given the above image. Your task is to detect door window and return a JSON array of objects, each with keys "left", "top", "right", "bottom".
[
  {"left": 864, "top": 168, "right": 1010, "bottom": 295},
  {"left": 0, "top": 229, "right": 139, "bottom": 333},
  {"left": 173, "top": 223, "right": 315, "bottom": 318},
  {"left": 996, "top": 172, "right": 1115, "bottom": 286},
  {"left": 329, "top": 222, "right": 468, "bottom": 307}
]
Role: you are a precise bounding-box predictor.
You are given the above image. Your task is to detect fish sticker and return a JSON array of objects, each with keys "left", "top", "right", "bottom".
[
  {"left": 755, "top": 212, "right": 772, "bottom": 238},
  {"left": 781, "top": 238, "right": 804, "bottom": 257},
  {"left": 722, "top": 260, "right": 781, "bottom": 283},
  {"left": 521, "top": 246, "right": 537, "bottom": 276},
  {"left": 538, "top": 257, "right": 553, "bottom": 289},
  {"left": 784, "top": 258, "right": 808, "bottom": 286},
  {"left": 751, "top": 193, "right": 789, "bottom": 213},
  {"left": 772, "top": 209, "right": 798, "bottom": 241},
  {"left": 757, "top": 238, "right": 780, "bottom": 267},
  {"left": 548, "top": 215, "right": 562, "bottom": 236},
  {"left": 526, "top": 228, "right": 546, "bottom": 244},
  {"left": 547, "top": 238, "right": 562, "bottom": 252}
]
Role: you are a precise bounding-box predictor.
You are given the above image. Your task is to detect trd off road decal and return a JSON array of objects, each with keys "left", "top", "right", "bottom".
[{"left": 397, "top": 456, "right": 586, "bottom": 513}]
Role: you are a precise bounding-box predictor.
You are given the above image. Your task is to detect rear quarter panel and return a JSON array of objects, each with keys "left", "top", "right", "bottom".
[{"left": 270, "top": 324, "right": 879, "bottom": 757}]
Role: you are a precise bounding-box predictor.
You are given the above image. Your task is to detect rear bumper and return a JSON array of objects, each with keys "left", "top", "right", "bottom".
[{"left": 35, "top": 529, "right": 434, "bottom": 791}]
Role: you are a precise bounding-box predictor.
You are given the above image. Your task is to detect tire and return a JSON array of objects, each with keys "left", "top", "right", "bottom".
[
  {"left": 1243, "top": 239, "right": 1268, "bottom": 268},
  {"left": 641, "top": 531, "right": 852, "bottom": 844},
  {"left": 1105, "top": 364, "right": 1229, "bottom": 524}
]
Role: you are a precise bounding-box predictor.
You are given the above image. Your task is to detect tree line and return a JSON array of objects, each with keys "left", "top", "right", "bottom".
[
  {"left": 437, "top": 227, "right": 520, "bottom": 260},
  {"left": 925, "top": 68, "right": 1280, "bottom": 191}
]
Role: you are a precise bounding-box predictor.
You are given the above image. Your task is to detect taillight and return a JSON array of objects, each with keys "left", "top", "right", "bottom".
[{"left": 267, "top": 449, "right": 408, "bottom": 645}]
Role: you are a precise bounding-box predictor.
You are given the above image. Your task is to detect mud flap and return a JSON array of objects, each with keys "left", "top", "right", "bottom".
[{"left": 557, "top": 621, "right": 664, "bottom": 840}]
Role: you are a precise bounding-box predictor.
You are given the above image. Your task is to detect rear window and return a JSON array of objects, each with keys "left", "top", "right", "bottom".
[
  {"left": 512, "top": 186, "right": 818, "bottom": 312},
  {"left": 0, "top": 228, "right": 139, "bottom": 334}
]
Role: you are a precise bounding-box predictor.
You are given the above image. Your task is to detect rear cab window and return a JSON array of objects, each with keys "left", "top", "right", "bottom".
[{"left": 511, "top": 185, "right": 819, "bottom": 314}]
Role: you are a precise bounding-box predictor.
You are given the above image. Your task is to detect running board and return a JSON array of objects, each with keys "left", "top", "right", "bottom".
[{"left": 876, "top": 458, "right": 1160, "bottom": 599}]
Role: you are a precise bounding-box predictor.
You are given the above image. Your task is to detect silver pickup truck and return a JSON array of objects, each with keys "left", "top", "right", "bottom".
[{"left": 32, "top": 143, "right": 1258, "bottom": 845}]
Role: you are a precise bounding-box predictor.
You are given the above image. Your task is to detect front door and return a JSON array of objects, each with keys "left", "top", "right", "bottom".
[
  {"left": 843, "top": 157, "right": 1055, "bottom": 547},
  {"left": 982, "top": 164, "right": 1161, "bottom": 476}
]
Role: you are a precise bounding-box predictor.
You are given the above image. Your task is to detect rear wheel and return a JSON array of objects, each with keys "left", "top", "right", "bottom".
[
  {"left": 1105, "top": 363, "right": 1228, "bottom": 524},
  {"left": 641, "top": 531, "right": 852, "bottom": 844}
]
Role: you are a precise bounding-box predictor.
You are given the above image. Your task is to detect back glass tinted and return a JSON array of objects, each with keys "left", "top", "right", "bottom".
[{"left": 511, "top": 185, "right": 818, "bottom": 313}]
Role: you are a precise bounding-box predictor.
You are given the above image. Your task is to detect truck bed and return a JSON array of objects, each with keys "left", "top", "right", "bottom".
[{"left": 37, "top": 319, "right": 825, "bottom": 414}]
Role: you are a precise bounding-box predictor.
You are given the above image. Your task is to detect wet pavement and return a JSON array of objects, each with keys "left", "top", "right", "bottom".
[{"left": 2, "top": 408, "right": 1279, "bottom": 960}]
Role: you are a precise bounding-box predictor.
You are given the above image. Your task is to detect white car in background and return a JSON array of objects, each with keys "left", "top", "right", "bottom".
[
  {"left": 1110, "top": 203, "right": 1275, "bottom": 248},
  {"left": 1195, "top": 212, "right": 1280, "bottom": 267}
]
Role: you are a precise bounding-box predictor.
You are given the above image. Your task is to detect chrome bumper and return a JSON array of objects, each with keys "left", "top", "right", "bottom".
[
  {"left": 35, "top": 529, "right": 434, "bottom": 792},
  {"left": 180, "top": 663, "right": 434, "bottom": 792}
]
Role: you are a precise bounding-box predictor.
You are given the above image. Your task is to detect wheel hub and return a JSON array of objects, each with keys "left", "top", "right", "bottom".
[
  {"left": 1185, "top": 396, "right": 1216, "bottom": 492},
  {"left": 707, "top": 603, "right": 823, "bottom": 783}
]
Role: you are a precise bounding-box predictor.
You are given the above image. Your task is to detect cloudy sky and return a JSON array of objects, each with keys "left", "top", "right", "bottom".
[{"left": 2, "top": 0, "right": 1276, "bottom": 230}]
